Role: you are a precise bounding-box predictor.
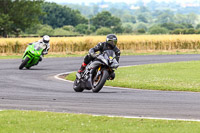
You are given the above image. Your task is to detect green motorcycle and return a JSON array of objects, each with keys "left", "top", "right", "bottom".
[{"left": 19, "top": 43, "right": 46, "bottom": 70}]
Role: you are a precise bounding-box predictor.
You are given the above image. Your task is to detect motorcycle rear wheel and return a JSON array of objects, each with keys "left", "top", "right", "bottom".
[
  {"left": 92, "top": 69, "right": 109, "bottom": 93},
  {"left": 19, "top": 57, "right": 29, "bottom": 70}
]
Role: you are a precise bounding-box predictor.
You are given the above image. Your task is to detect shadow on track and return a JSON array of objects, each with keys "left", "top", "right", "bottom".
[
  {"left": 19, "top": 68, "right": 52, "bottom": 71},
  {"left": 78, "top": 91, "right": 118, "bottom": 94}
]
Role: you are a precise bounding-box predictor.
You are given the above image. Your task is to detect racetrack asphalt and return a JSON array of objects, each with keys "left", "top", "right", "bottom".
[{"left": 0, "top": 54, "right": 200, "bottom": 120}]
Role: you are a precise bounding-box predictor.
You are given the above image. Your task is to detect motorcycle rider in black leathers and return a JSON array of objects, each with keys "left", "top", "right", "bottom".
[{"left": 77, "top": 34, "right": 120, "bottom": 80}]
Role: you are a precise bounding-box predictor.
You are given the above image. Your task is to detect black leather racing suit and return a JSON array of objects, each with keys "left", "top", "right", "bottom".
[{"left": 83, "top": 42, "right": 121, "bottom": 64}]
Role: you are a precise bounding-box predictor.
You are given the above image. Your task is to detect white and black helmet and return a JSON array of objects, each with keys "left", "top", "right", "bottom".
[
  {"left": 106, "top": 34, "right": 117, "bottom": 47},
  {"left": 38, "top": 35, "right": 50, "bottom": 50},
  {"left": 42, "top": 35, "right": 50, "bottom": 44}
]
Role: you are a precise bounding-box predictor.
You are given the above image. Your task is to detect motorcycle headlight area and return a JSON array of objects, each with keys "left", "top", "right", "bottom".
[
  {"left": 102, "top": 58, "right": 108, "bottom": 65},
  {"left": 109, "top": 59, "right": 113, "bottom": 64},
  {"left": 111, "top": 63, "right": 119, "bottom": 68},
  {"left": 110, "top": 59, "right": 119, "bottom": 68}
]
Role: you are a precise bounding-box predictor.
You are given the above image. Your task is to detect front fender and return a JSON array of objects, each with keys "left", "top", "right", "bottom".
[{"left": 88, "top": 60, "right": 104, "bottom": 70}]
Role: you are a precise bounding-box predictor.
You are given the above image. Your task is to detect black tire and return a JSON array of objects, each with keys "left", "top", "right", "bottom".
[
  {"left": 92, "top": 69, "right": 109, "bottom": 93},
  {"left": 19, "top": 57, "right": 29, "bottom": 70},
  {"left": 73, "top": 78, "right": 84, "bottom": 92},
  {"left": 26, "top": 67, "right": 31, "bottom": 69}
]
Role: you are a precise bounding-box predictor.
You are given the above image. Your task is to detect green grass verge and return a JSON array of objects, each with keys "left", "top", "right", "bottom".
[
  {"left": 66, "top": 61, "right": 200, "bottom": 92},
  {"left": 1, "top": 50, "right": 200, "bottom": 59},
  {"left": 122, "top": 50, "right": 200, "bottom": 56},
  {"left": 0, "top": 110, "right": 200, "bottom": 133}
]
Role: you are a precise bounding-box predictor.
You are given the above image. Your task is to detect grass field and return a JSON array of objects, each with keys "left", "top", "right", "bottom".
[
  {"left": 66, "top": 61, "right": 200, "bottom": 92},
  {"left": 1, "top": 35, "right": 200, "bottom": 54},
  {"left": 0, "top": 110, "right": 200, "bottom": 133}
]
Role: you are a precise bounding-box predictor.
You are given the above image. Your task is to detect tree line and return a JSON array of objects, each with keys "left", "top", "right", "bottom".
[
  {"left": 67, "top": 2, "right": 200, "bottom": 35},
  {"left": 1, "top": 0, "right": 200, "bottom": 37},
  {"left": 0, "top": 0, "right": 43, "bottom": 37},
  {"left": 0, "top": 0, "right": 123, "bottom": 37}
]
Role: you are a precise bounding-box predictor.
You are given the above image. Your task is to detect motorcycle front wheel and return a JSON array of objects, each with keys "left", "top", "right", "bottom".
[
  {"left": 73, "top": 78, "right": 84, "bottom": 92},
  {"left": 92, "top": 69, "right": 109, "bottom": 93},
  {"left": 19, "top": 57, "right": 29, "bottom": 70}
]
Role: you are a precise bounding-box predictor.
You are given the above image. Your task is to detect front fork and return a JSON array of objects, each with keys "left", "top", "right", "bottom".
[
  {"left": 94, "top": 65, "right": 114, "bottom": 80},
  {"left": 94, "top": 66, "right": 102, "bottom": 80}
]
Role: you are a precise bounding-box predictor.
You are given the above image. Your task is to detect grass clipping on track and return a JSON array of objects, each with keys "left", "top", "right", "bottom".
[
  {"left": 0, "top": 110, "right": 200, "bottom": 133},
  {"left": 66, "top": 61, "right": 200, "bottom": 92}
]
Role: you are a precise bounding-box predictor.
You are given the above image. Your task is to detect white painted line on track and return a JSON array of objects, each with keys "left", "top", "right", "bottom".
[
  {"left": 54, "top": 65, "right": 200, "bottom": 122},
  {"left": 54, "top": 71, "right": 74, "bottom": 83},
  {"left": 55, "top": 65, "right": 200, "bottom": 93},
  {"left": 54, "top": 65, "right": 137, "bottom": 85},
  {"left": 54, "top": 65, "right": 164, "bottom": 91},
  {"left": 92, "top": 114, "right": 200, "bottom": 122},
  {"left": 55, "top": 71, "right": 134, "bottom": 91},
  {"left": 62, "top": 112, "right": 200, "bottom": 122}
]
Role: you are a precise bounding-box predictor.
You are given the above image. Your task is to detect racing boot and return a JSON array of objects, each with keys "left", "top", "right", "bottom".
[
  {"left": 78, "top": 62, "right": 87, "bottom": 74},
  {"left": 39, "top": 56, "right": 42, "bottom": 62},
  {"left": 35, "top": 56, "right": 42, "bottom": 66}
]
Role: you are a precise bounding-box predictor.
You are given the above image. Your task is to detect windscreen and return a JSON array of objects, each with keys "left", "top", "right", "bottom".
[
  {"left": 34, "top": 43, "right": 46, "bottom": 51},
  {"left": 104, "top": 50, "right": 116, "bottom": 59}
]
